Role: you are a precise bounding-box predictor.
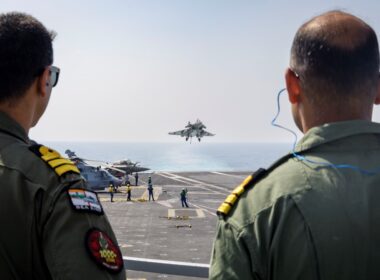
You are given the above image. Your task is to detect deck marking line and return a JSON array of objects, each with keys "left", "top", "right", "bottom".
[
  {"left": 155, "top": 173, "right": 221, "bottom": 194},
  {"left": 189, "top": 202, "right": 217, "bottom": 216},
  {"left": 211, "top": 171, "right": 247, "bottom": 179},
  {"left": 158, "top": 172, "right": 230, "bottom": 194}
]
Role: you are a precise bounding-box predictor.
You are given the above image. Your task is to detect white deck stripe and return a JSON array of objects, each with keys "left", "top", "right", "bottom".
[
  {"left": 189, "top": 203, "right": 218, "bottom": 212},
  {"left": 210, "top": 171, "right": 247, "bottom": 179},
  {"left": 158, "top": 172, "right": 230, "bottom": 194},
  {"left": 155, "top": 172, "right": 222, "bottom": 194},
  {"left": 188, "top": 202, "right": 216, "bottom": 216}
]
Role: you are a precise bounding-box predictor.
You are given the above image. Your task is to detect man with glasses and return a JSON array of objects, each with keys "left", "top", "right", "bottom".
[
  {"left": 210, "top": 11, "right": 380, "bottom": 279},
  {"left": 0, "top": 12, "right": 125, "bottom": 279}
]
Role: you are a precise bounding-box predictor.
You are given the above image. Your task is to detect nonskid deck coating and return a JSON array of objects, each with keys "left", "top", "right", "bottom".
[{"left": 98, "top": 171, "right": 251, "bottom": 280}]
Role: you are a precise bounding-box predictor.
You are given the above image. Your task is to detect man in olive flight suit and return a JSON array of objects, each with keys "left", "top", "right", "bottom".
[
  {"left": 0, "top": 13, "right": 126, "bottom": 279},
  {"left": 210, "top": 11, "right": 380, "bottom": 279}
]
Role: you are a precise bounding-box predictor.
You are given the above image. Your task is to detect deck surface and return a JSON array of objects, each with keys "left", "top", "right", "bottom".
[{"left": 99, "top": 171, "right": 252, "bottom": 279}]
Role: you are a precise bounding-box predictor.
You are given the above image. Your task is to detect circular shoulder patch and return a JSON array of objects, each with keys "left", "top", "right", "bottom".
[{"left": 85, "top": 229, "right": 124, "bottom": 273}]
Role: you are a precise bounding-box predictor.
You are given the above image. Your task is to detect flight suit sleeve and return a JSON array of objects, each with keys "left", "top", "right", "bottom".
[
  {"left": 41, "top": 179, "right": 126, "bottom": 280},
  {"left": 209, "top": 219, "right": 261, "bottom": 280}
]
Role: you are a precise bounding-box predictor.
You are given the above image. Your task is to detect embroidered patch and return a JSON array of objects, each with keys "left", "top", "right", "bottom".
[
  {"left": 85, "top": 229, "right": 124, "bottom": 273},
  {"left": 68, "top": 189, "right": 103, "bottom": 215}
]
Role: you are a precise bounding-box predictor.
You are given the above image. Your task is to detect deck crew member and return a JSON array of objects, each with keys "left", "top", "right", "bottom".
[
  {"left": 0, "top": 12, "right": 125, "bottom": 279},
  {"left": 109, "top": 182, "right": 115, "bottom": 202},
  {"left": 127, "top": 183, "right": 132, "bottom": 201},
  {"left": 210, "top": 10, "right": 380, "bottom": 279},
  {"left": 148, "top": 176, "right": 155, "bottom": 201},
  {"left": 180, "top": 188, "right": 189, "bottom": 208},
  {"left": 134, "top": 172, "right": 139, "bottom": 186}
]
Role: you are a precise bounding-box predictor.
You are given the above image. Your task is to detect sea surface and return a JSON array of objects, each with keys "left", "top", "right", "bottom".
[{"left": 47, "top": 142, "right": 292, "bottom": 172}]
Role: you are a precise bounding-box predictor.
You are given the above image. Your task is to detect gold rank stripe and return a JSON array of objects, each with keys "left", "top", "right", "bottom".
[
  {"left": 38, "top": 145, "right": 80, "bottom": 176},
  {"left": 48, "top": 158, "right": 74, "bottom": 168},
  {"left": 217, "top": 203, "right": 232, "bottom": 216},
  {"left": 39, "top": 145, "right": 61, "bottom": 162},
  {"left": 55, "top": 164, "right": 80, "bottom": 176},
  {"left": 217, "top": 175, "right": 254, "bottom": 216},
  {"left": 42, "top": 154, "right": 60, "bottom": 161}
]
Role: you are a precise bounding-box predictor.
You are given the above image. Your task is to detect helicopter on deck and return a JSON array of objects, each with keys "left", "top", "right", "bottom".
[{"left": 65, "top": 150, "right": 124, "bottom": 191}]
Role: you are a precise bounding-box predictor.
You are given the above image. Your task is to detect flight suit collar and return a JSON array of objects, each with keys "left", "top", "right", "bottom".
[
  {"left": 0, "top": 111, "right": 29, "bottom": 143},
  {"left": 294, "top": 120, "right": 380, "bottom": 153}
]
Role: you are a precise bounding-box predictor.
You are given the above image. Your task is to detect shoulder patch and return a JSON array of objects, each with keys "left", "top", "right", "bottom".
[
  {"left": 217, "top": 168, "right": 267, "bottom": 217},
  {"left": 85, "top": 229, "right": 124, "bottom": 273},
  {"left": 29, "top": 144, "right": 80, "bottom": 177},
  {"left": 68, "top": 188, "right": 104, "bottom": 215}
]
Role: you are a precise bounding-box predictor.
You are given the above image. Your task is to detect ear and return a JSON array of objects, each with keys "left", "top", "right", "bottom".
[
  {"left": 37, "top": 67, "right": 50, "bottom": 97},
  {"left": 285, "top": 68, "right": 301, "bottom": 104},
  {"left": 374, "top": 75, "right": 380, "bottom": 105}
]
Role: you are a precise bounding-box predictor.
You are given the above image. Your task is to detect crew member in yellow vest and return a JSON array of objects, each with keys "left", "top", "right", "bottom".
[
  {"left": 109, "top": 182, "right": 115, "bottom": 202},
  {"left": 127, "top": 183, "right": 132, "bottom": 201}
]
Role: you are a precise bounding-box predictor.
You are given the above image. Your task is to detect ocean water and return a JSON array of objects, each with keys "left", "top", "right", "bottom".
[{"left": 46, "top": 142, "right": 291, "bottom": 172}]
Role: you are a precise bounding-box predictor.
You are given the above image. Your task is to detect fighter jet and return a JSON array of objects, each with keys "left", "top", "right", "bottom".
[
  {"left": 169, "top": 119, "right": 215, "bottom": 142},
  {"left": 107, "top": 159, "right": 149, "bottom": 177}
]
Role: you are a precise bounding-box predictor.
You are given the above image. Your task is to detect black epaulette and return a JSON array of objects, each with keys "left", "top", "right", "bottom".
[
  {"left": 216, "top": 153, "right": 295, "bottom": 217},
  {"left": 29, "top": 144, "right": 80, "bottom": 177}
]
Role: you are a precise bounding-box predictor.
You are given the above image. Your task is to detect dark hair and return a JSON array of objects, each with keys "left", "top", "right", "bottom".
[
  {"left": 0, "top": 12, "right": 55, "bottom": 102},
  {"left": 291, "top": 11, "right": 379, "bottom": 102}
]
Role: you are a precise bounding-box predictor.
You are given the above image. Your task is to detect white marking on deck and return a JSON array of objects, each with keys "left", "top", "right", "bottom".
[
  {"left": 188, "top": 202, "right": 217, "bottom": 216},
  {"left": 156, "top": 201, "right": 173, "bottom": 208},
  {"left": 211, "top": 171, "right": 247, "bottom": 179},
  {"left": 187, "top": 191, "right": 220, "bottom": 195},
  {"left": 167, "top": 208, "right": 205, "bottom": 218},
  {"left": 157, "top": 172, "right": 230, "bottom": 194},
  {"left": 190, "top": 203, "right": 217, "bottom": 212}
]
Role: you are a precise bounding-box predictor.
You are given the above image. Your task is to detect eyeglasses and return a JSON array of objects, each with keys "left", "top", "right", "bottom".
[{"left": 49, "top": 65, "right": 60, "bottom": 87}]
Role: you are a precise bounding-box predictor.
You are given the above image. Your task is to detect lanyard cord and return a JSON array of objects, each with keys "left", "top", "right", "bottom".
[{"left": 271, "top": 88, "right": 380, "bottom": 175}]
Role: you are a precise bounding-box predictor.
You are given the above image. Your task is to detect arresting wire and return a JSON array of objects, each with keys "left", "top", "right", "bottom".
[{"left": 271, "top": 88, "right": 380, "bottom": 175}]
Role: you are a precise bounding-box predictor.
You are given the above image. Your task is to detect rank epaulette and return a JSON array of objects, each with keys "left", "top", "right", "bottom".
[
  {"left": 29, "top": 145, "right": 80, "bottom": 177},
  {"left": 216, "top": 153, "right": 298, "bottom": 217},
  {"left": 217, "top": 168, "right": 268, "bottom": 217}
]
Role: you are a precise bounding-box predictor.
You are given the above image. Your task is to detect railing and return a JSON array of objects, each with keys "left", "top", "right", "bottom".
[{"left": 123, "top": 256, "right": 210, "bottom": 278}]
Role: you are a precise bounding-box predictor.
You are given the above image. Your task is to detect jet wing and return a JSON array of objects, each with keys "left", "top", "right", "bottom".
[
  {"left": 201, "top": 130, "right": 215, "bottom": 137},
  {"left": 168, "top": 129, "right": 188, "bottom": 137}
]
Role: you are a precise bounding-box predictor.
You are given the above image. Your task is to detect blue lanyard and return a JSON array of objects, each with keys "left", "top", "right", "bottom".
[{"left": 271, "top": 88, "right": 380, "bottom": 175}]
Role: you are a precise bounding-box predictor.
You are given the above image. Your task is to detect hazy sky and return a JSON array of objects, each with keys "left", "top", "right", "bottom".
[{"left": 2, "top": 0, "right": 380, "bottom": 142}]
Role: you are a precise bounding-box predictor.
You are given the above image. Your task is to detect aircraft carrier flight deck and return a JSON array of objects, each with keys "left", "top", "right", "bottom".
[{"left": 98, "top": 171, "right": 252, "bottom": 280}]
